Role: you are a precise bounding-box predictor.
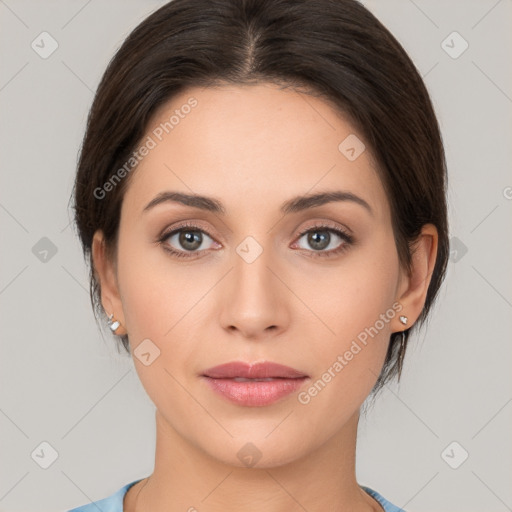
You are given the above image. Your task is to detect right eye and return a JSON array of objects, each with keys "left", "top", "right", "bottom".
[{"left": 158, "top": 222, "right": 220, "bottom": 259}]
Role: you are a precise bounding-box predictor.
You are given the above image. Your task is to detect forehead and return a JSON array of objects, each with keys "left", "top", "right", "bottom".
[{"left": 122, "top": 83, "right": 389, "bottom": 221}]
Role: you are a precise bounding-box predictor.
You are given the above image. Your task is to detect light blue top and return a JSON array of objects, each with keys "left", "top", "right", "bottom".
[{"left": 67, "top": 479, "right": 407, "bottom": 511}]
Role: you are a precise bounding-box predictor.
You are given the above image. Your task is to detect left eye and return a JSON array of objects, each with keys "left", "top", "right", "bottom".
[{"left": 294, "top": 227, "right": 352, "bottom": 253}]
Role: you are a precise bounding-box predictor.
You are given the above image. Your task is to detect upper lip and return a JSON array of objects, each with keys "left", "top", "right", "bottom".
[{"left": 202, "top": 361, "right": 308, "bottom": 379}]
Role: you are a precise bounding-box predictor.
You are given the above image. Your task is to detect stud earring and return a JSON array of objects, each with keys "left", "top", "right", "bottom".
[
  {"left": 107, "top": 312, "right": 121, "bottom": 334},
  {"left": 399, "top": 315, "right": 408, "bottom": 325}
]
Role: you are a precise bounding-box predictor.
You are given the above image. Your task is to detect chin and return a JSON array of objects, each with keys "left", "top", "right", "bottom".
[{"left": 198, "top": 431, "right": 313, "bottom": 470}]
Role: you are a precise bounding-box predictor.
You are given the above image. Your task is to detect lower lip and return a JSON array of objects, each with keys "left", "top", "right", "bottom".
[{"left": 201, "top": 377, "right": 308, "bottom": 406}]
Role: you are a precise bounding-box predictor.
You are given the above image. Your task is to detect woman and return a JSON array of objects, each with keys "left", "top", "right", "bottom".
[{"left": 68, "top": 0, "right": 448, "bottom": 510}]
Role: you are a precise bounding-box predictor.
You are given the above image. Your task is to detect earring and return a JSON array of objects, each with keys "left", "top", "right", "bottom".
[
  {"left": 399, "top": 315, "right": 408, "bottom": 325},
  {"left": 107, "top": 312, "right": 121, "bottom": 334}
]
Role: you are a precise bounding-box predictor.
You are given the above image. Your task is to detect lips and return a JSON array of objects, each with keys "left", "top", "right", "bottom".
[
  {"left": 202, "top": 361, "right": 308, "bottom": 379},
  {"left": 201, "top": 361, "right": 309, "bottom": 407}
]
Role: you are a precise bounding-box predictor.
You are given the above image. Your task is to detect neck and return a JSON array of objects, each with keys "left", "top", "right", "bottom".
[{"left": 125, "top": 408, "right": 382, "bottom": 512}]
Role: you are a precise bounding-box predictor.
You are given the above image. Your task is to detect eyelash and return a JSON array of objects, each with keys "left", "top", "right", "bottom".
[{"left": 157, "top": 221, "right": 355, "bottom": 260}]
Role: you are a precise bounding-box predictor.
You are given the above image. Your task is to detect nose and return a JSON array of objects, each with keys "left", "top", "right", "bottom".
[{"left": 219, "top": 242, "right": 290, "bottom": 340}]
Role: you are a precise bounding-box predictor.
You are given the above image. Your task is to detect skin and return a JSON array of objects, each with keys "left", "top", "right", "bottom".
[{"left": 92, "top": 83, "right": 438, "bottom": 512}]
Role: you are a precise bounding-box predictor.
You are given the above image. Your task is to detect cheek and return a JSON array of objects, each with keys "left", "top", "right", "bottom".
[
  {"left": 117, "top": 260, "right": 165, "bottom": 342},
  {"left": 303, "top": 236, "right": 400, "bottom": 345},
  {"left": 300, "top": 234, "right": 400, "bottom": 398},
  {"left": 115, "top": 237, "right": 202, "bottom": 414},
  {"left": 293, "top": 266, "right": 398, "bottom": 434},
  {"left": 116, "top": 231, "right": 201, "bottom": 341}
]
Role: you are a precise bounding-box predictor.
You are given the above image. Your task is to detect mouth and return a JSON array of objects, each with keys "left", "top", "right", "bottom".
[{"left": 200, "top": 361, "right": 309, "bottom": 407}]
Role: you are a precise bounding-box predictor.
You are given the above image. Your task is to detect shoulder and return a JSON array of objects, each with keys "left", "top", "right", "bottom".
[
  {"left": 66, "top": 479, "right": 143, "bottom": 512},
  {"left": 360, "top": 485, "right": 408, "bottom": 512}
]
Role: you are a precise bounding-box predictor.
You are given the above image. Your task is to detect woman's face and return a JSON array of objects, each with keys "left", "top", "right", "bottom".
[{"left": 99, "top": 83, "right": 411, "bottom": 467}]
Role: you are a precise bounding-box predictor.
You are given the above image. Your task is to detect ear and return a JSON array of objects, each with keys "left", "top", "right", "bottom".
[
  {"left": 394, "top": 223, "right": 438, "bottom": 331},
  {"left": 91, "top": 230, "right": 127, "bottom": 336}
]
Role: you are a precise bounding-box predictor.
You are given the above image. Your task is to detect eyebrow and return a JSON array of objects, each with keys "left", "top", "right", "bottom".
[{"left": 142, "top": 190, "right": 373, "bottom": 216}]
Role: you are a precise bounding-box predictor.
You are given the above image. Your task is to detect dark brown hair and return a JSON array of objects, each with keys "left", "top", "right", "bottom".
[{"left": 71, "top": 0, "right": 449, "bottom": 398}]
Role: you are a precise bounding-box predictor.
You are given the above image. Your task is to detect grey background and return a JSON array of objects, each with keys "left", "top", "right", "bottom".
[{"left": 0, "top": 1, "right": 511, "bottom": 511}]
